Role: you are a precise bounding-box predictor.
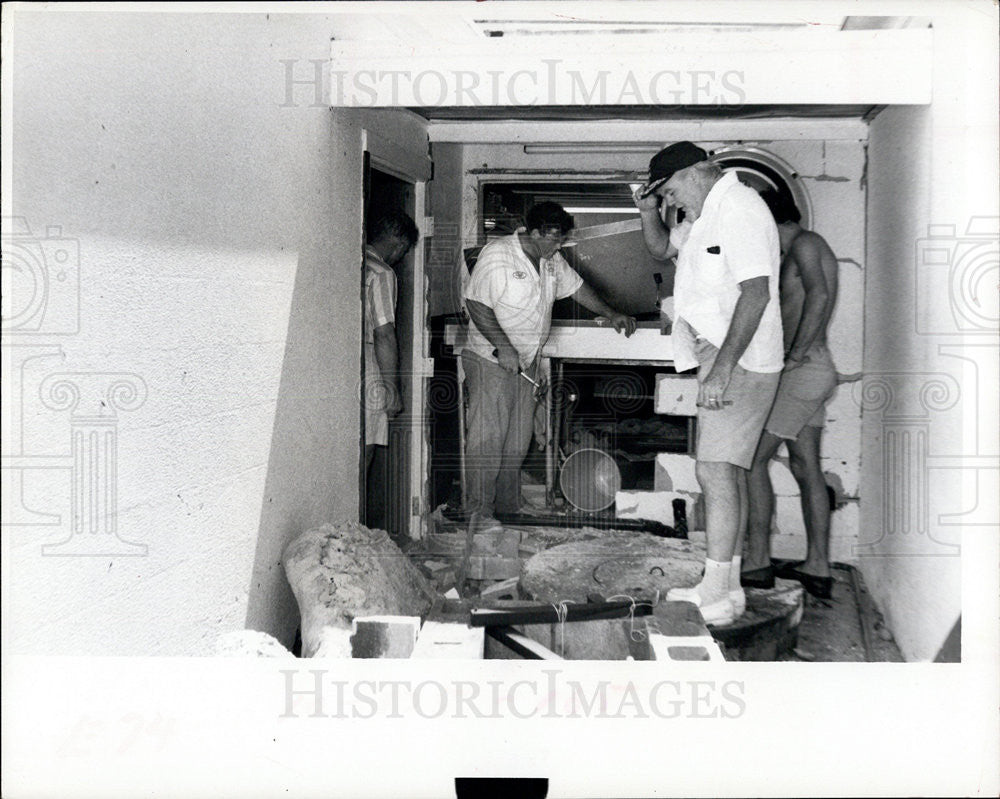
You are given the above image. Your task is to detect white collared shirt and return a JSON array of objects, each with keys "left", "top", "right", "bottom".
[
  {"left": 464, "top": 233, "right": 583, "bottom": 368},
  {"left": 672, "top": 171, "right": 784, "bottom": 373}
]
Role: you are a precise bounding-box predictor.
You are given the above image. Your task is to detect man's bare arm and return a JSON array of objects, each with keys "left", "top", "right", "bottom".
[
  {"left": 570, "top": 282, "right": 637, "bottom": 336},
  {"left": 698, "top": 276, "right": 771, "bottom": 408},
  {"left": 465, "top": 299, "right": 520, "bottom": 372},
  {"left": 372, "top": 322, "right": 402, "bottom": 416},
  {"left": 786, "top": 234, "right": 830, "bottom": 364},
  {"left": 633, "top": 189, "right": 677, "bottom": 261}
]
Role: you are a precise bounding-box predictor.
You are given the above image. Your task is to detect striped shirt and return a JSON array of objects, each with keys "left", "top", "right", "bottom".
[
  {"left": 463, "top": 233, "right": 583, "bottom": 369},
  {"left": 364, "top": 245, "right": 397, "bottom": 344}
]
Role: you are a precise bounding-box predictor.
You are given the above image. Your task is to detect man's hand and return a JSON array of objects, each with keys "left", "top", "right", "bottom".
[
  {"left": 609, "top": 312, "right": 637, "bottom": 337},
  {"left": 696, "top": 364, "right": 733, "bottom": 411},
  {"left": 385, "top": 383, "right": 403, "bottom": 417},
  {"left": 632, "top": 185, "right": 661, "bottom": 212},
  {"left": 495, "top": 345, "right": 521, "bottom": 374},
  {"left": 532, "top": 375, "right": 548, "bottom": 401},
  {"left": 784, "top": 350, "right": 811, "bottom": 371}
]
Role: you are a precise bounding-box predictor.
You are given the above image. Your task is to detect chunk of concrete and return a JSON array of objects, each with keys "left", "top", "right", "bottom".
[
  {"left": 655, "top": 453, "right": 700, "bottom": 493},
  {"left": 314, "top": 626, "right": 353, "bottom": 658},
  {"left": 648, "top": 633, "right": 725, "bottom": 662},
  {"left": 214, "top": 629, "right": 295, "bottom": 658},
  {"left": 654, "top": 374, "right": 699, "bottom": 416},
  {"left": 616, "top": 489, "right": 681, "bottom": 526},
  {"left": 350, "top": 615, "right": 421, "bottom": 659},
  {"left": 283, "top": 522, "right": 435, "bottom": 658},
  {"left": 468, "top": 555, "right": 521, "bottom": 580},
  {"left": 471, "top": 527, "right": 521, "bottom": 558},
  {"left": 480, "top": 577, "right": 520, "bottom": 599},
  {"left": 411, "top": 620, "right": 485, "bottom": 659}
]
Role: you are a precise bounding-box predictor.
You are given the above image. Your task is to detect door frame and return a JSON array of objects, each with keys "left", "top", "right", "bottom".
[{"left": 362, "top": 127, "right": 432, "bottom": 540}]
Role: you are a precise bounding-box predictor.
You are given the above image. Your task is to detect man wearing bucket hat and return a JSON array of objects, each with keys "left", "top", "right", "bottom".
[{"left": 633, "top": 142, "right": 784, "bottom": 625}]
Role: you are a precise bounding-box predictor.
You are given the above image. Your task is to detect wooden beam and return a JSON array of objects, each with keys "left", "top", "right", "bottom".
[{"left": 486, "top": 626, "right": 563, "bottom": 660}]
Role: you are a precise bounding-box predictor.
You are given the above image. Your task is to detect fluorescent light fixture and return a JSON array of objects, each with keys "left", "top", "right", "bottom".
[
  {"left": 564, "top": 207, "right": 639, "bottom": 214},
  {"left": 523, "top": 143, "right": 664, "bottom": 155}
]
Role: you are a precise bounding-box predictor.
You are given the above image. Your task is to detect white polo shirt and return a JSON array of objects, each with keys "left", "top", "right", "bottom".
[
  {"left": 464, "top": 233, "right": 583, "bottom": 369},
  {"left": 672, "top": 171, "right": 784, "bottom": 374}
]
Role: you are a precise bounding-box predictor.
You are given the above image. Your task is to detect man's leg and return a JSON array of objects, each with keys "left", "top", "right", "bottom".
[
  {"left": 697, "top": 460, "right": 743, "bottom": 564},
  {"left": 366, "top": 444, "right": 390, "bottom": 531},
  {"left": 463, "top": 353, "right": 514, "bottom": 519},
  {"left": 665, "top": 459, "right": 740, "bottom": 616},
  {"left": 787, "top": 425, "right": 831, "bottom": 578},
  {"left": 494, "top": 378, "right": 536, "bottom": 515},
  {"left": 669, "top": 343, "right": 778, "bottom": 621},
  {"left": 744, "top": 430, "right": 785, "bottom": 571}
]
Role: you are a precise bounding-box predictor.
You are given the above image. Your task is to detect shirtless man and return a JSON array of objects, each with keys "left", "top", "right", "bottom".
[{"left": 742, "top": 190, "right": 840, "bottom": 598}]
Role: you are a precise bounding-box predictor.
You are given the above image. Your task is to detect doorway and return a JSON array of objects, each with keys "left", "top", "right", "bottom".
[{"left": 362, "top": 167, "right": 418, "bottom": 536}]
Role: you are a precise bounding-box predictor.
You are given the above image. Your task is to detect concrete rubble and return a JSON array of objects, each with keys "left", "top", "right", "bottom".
[
  {"left": 283, "top": 521, "right": 435, "bottom": 657},
  {"left": 214, "top": 629, "right": 295, "bottom": 658}
]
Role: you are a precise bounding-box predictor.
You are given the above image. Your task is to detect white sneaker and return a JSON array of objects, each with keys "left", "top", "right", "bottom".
[
  {"left": 699, "top": 596, "right": 736, "bottom": 626},
  {"left": 666, "top": 585, "right": 701, "bottom": 602},
  {"left": 666, "top": 585, "right": 736, "bottom": 626},
  {"left": 729, "top": 588, "right": 746, "bottom": 617}
]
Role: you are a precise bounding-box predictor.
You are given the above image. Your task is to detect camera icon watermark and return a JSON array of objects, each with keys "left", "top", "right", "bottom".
[
  {"left": 1, "top": 217, "right": 81, "bottom": 335},
  {"left": 914, "top": 216, "right": 999, "bottom": 337}
]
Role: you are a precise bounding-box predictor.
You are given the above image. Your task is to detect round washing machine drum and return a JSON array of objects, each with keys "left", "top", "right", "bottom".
[{"left": 709, "top": 145, "right": 812, "bottom": 228}]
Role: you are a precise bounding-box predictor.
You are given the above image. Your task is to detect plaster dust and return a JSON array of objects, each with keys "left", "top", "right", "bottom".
[
  {"left": 283, "top": 522, "right": 435, "bottom": 657},
  {"left": 214, "top": 629, "right": 295, "bottom": 659}
]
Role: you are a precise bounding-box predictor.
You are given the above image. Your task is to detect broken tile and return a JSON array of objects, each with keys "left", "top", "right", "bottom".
[
  {"left": 411, "top": 620, "right": 484, "bottom": 659},
  {"left": 655, "top": 453, "right": 699, "bottom": 493},
  {"left": 654, "top": 374, "right": 699, "bottom": 416}
]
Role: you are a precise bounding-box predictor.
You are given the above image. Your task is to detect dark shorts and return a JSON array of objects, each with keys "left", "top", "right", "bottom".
[{"left": 765, "top": 352, "right": 837, "bottom": 440}]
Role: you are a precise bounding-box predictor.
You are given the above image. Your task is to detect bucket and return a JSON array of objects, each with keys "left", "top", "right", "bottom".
[{"left": 560, "top": 448, "right": 622, "bottom": 512}]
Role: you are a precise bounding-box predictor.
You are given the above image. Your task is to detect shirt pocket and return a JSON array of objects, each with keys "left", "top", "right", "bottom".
[
  {"left": 497, "top": 274, "right": 536, "bottom": 311},
  {"left": 699, "top": 248, "right": 728, "bottom": 282}
]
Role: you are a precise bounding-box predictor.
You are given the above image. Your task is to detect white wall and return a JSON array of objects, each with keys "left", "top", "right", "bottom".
[
  {"left": 4, "top": 11, "right": 364, "bottom": 654},
  {"left": 861, "top": 8, "right": 999, "bottom": 661}
]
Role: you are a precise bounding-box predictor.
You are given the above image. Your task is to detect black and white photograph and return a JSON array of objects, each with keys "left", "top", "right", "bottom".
[{"left": 2, "top": 1, "right": 997, "bottom": 797}]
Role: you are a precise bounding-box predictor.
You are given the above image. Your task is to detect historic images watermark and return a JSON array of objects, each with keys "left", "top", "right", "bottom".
[
  {"left": 281, "top": 59, "right": 746, "bottom": 108},
  {"left": 1, "top": 217, "right": 149, "bottom": 556},
  {"left": 279, "top": 668, "right": 746, "bottom": 720}
]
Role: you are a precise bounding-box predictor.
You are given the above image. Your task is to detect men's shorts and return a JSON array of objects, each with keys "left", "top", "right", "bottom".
[
  {"left": 764, "top": 354, "right": 837, "bottom": 441},
  {"left": 364, "top": 341, "right": 389, "bottom": 447},
  {"left": 694, "top": 338, "right": 780, "bottom": 470}
]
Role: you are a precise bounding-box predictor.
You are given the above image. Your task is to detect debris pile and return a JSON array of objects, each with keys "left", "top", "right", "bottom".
[{"left": 283, "top": 522, "right": 434, "bottom": 657}]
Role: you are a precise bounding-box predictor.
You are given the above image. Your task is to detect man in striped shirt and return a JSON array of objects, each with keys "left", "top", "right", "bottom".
[{"left": 365, "top": 211, "right": 419, "bottom": 482}]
